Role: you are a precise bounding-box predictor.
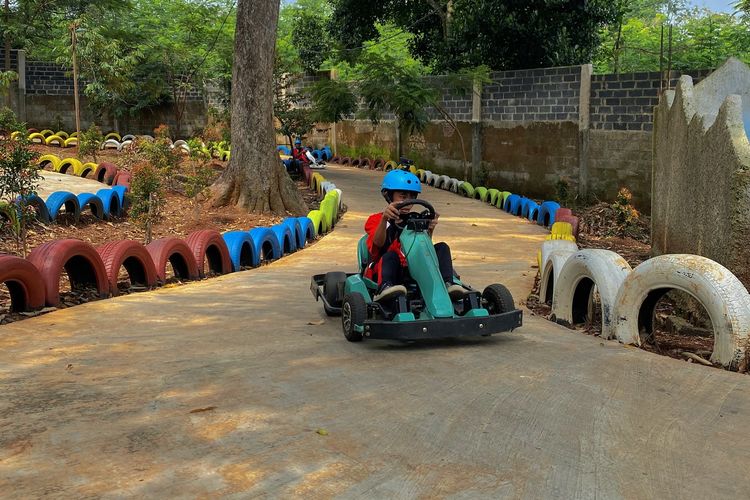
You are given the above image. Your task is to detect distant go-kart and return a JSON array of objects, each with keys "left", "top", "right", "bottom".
[{"left": 311, "top": 199, "right": 523, "bottom": 341}]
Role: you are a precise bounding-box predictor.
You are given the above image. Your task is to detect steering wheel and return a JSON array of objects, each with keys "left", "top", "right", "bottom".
[{"left": 393, "top": 199, "right": 436, "bottom": 230}]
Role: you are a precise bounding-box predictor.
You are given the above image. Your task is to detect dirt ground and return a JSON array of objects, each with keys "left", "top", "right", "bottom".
[{"left": 526, "top": 202, "right": 721, "bottom": 371}]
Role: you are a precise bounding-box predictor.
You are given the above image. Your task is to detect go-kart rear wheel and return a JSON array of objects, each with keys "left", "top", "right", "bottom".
[
  {"left": 324, "top": 271, "right": 347, "bottom": 315},
  {"left": 342, "top": 292, "right": 366, "bottom": 342},
  {"left": 482, "top": 284, "right": 515, "bottom": 315}
]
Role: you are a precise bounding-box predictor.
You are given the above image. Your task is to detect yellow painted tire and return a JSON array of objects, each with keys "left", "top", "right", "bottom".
[
  {"left": 10, "top": 131, "right": 20, "bottom": 140},
  {"left": 55, "top": 131, "right": 69, "bottom": 139},
  {"left": 324, "top": 191, "right": 340, "bottom": 221},
  {"left": 39, "top": 129, "right": 54, "bottom": 137},
  {"left": 384, "top": 161, "right": 398, "bottom": 172},
  {"left": 63, "top": 137, "right": 79, "bottom": 147},
  {"left": 487, "top": 188, "right": 500, "bottom": 205},
  {"left": 69, "top": 132, "right": 79, "bottom": 138},
  {"left": 408, "top": 165, "right": 417, "bottom": 175},
  {"left": 78, "top": 162, "right": 98, "bottom": 178},
  {"left": 459, "top": 182, "right": 475, "bottom": 198},
  {"left": 37, "top": 154, "right": 61, "bottom": 170},
  {"left": 28, "top": 132, "right": 45, "bottom": 143},
  {"left": 497, "top": 191, "right": 512, "bottom": 208},
  {"left": 545, "top": 233, "right": 576, "bottom": 242},
  {"left": 551, "top": 222, "right": 574, "bottom": 237},
  {"left": 320, "top": 197, "right": 336, "bottom": 230},
  {"left": 104, "top": 132, "right": 121, "bottom": 141},
  {"left": 45, "top": 134, "right": 65, "bottom": 146},
  {"left": 58, "top": 157, "right": 83, "bottom": 174},
  {"left": 310, "top": 172, "right": 325, "bottom": 193}
]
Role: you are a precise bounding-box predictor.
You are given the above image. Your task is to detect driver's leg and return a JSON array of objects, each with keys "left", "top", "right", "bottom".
[
  {"left": 374, "top": 251, "right": 407, "bottom": 301},
  {"left": 434, "top": 242, "right": 469, "bottom": 299}
]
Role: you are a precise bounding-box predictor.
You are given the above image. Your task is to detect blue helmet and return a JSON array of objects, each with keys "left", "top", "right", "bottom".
[
  {"left": 295, "top": 138, "right": 302, "bottom": 145},
  {"left": 381, "top": 170, "right": 421, "bottom": 201}
]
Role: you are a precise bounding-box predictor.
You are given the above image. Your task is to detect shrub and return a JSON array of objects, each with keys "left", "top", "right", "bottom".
[
  {"left": 0, "top": 138, "right": 40, "bottom": 256},
  {"left": 139, "top": 136, "right": 181, "bottom": 190},
  {"left": 78, "top": 124, "right": 103, "bottom": 161},
  {"left": 129, "top": 161, "right": 163, "bottom": 244}
]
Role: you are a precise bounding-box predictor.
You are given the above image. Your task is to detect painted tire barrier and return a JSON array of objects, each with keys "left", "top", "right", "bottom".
[
  {"left": 503, "top": 194, "right": 520, "bottom": 213},
  {"left": 613, "top": 254, "right": 750, "bottom": 368},
  {"left": 509, "top": 196, "right": 525, "bottom": 216},
  {"left": 118, "top": 140, "right": 133, "bottom": 151},
  {"left": 101, "top": 139, "right": 120, "bottom": 150},
  {"left": 96, "top": 240, "right": 158, "bottom": 295},
  {"left": 63, "top": 137, "right": 78, "bottom": 148},
  {"left": 373, "top": 158, "right": 384, "bottom": 170},
  {"left": 45, "top": 191, "right": 81, "bottom": 223},
  {"left": 277, "top": 145, "right": 291, "bottom": 155},
  {"left": 96, "top": 189, "right": 122, "bottom": 219},
  {"left": 54, "top": 131, "right": 69, "bottom": 139},
  {"left": 282, "top": 217, "right": 305, "bottom": 249},
  {"left": 448, "top": 178, "right": 460, "bottom": 193},
  {"left": 306, "top": 210, "right": 325, "bottom": 236},
  {"left": 474, "top": 186, "right": 488, "bottom": 202},
  {"left": 271, "top": 223, "right": 296, "bottom": 254},
  {"left": 222, "top": 231, "right": 259, "bottom": 270},
  {"left": 436, "top": 175, "right": 451, "bottom": 190},
  {"left": 459, "top": 182, "right": 475, "bottom": 198},
  {"left": 45, "top": 134, "right": 64, "bottom": 146},
  {"left": 555, "top": 208, "right": 572, "bottom": 220},
  {"left": 351, "top": 158, "right": 361, "bottom": 167},
  {"left": 28, "top": 132, "right": 45, "bottom": 143},
  {"left": 76, "top": 193, "right": 105, "bottom": 220},
  {"left": 319, "top": 197, "right": 337, "bottom": 231},
  {"left": 298, "top": 216, "right": 316, "bottom": 240},
  {"left": 540, "top": 239, "right": 578, "bottom": 279},
  {"left": 0, "top": 255, "right": 46, "bottom": 311},
  {"left": 540, "top": 249, "right": 576, "bottom": 304},
  {"left": 104, "top": 132, "right": 121, "bottom": 141},
  {"left": 249, "top": 227, "right": 282, "bottom": 262},
  {"left": 330, "top": 156, "right": 340, "bottom": 164},
  {"left": 359, "top": 158, "right": 371, "bottom": 169},
  {"left": 496, "top": 191, "right": 512, "bottom": 209},
  {"left": 113, "top": 171, "right": 131, "bottom": 190},
  {"left": 185, "top": 229, "right": 233, "bottom": 277},
  {"left": 537, "top": 201, "right": 561, "bottom": 227},
  {"left": 58, "top": 158, "right": 82, "bottom": 175},
  {"left": 37, "top": 154, "right": 61, "bottom": 170},
  {"left": 340, "top": 157, "right": 351, "bottom": 165},
  {"left": 526, "top": 201, "right": 540, "bottom": 222},
  {"left": 27, "top": 239, "right": 110, "bottom": 307},
  {"left": 552, "top": 249, "right": 632, "bottom": 340},
  {"left": 145, "top": 238, "right": 200, "bottom": 283},
  {"left": 556, "top": 215, "right": 580, "bottom": 239},
  {"left": 487, "top": 188, "right": 500, "bottom": 205},
  {"left": 550, "top": 221, "right": 574, "bottom": 239},
  {"left": 94, "top": 162, "right": 118, "bottom": 185},
  {"left": 79, "top": 162, "right": 98, "bottom": 178},
  {"left": 520, "top": 198, "right": 534, "bottom": 218},
  {"left": 122, "top": 134, "right": 136, "bottom": 142},
  {"left": 22, "top": 194, "right": 51, "bottom": 223}
]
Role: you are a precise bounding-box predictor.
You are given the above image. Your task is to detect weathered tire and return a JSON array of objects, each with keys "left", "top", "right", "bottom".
[
  {"left": 222, "top": 231, "right": 259, "bottom": 270},
  {"left": 487, "top": 188, "right": 500, "bottom": 205},
  {"left": 58, "top": 158, "right": 82, "bottom": 174},
  {"left": 76, "top": 193, "right": 105, "bottom": 219},
  {"left": 459, "top": 182, "right": 475, "bottom": 198},
  {"left": 145, "top": 238, "right": 200, "bottom": 283},
  {"left": 551, "top": 249, "right": 632, "bottom": 339},
  {"left": 539, "top": 249, "right": 576, "bottom": 304},
  {"left": 555, "top": 208, "right": 573, "bottom": 220},
  {"left": 94, "top": 162, "right": 118, "bottom": 185},
  {"left": 249, "top": 227, "right": 282, "bottom": 262},
  {"left": 27, "top": 239, "right": 110, "bottom": 306},
  {"left": 503, "top": 194, "right": 520, "bottom": 213},
  {"left": 271, "top": 223, "right": 296, "bottom": 255},
  {"left": 613, "top": 254, "right": 750, "bottom": 368},
  {"left": 330, "top": 155, "right": 340, "bottom": 164},
  {"left": 540, "top": 239, "right": 579, "bottom": 280},
  {"left": 46, "top": 191, "right": 81, "bottom": 223},
  {"left": 185, "top": 229, "right": 233, "bottom": 277},
  {"left": 340, "top": 157, "right": 351, "bottom": 165},
  {"left": 95, "top": 189, "right": 122, "bottom": 219},
  {"left": 96, "top": 240, "right": 158, "bottom": 295},
  {"left": 359, "top": 157, "right": 371, "bottom": 169},
  {"left": 21, "top": 194, "right": 51, "bottom": 223},
  {"left": 351, "top": 158, "right": 361, "bottom": 167},
  {"left": 482, "top": 284, "right": 515, "bottom": 315},
  {"left": 538, "top": 201, "right": 561, "bottom": 227},
  {"left": 556, "top": 215, "right": 580, "bottom": 238},
  {"left": 37, "top": 154, "right": 61, "bottom": 170},
  {"left": 342, "top": 292, "right": 367, "bottom": 342},
  {"left": 373, "top": 158, "right": 384, "bottom": 170},
  {"left": 0, "top": 255, "right": 45, "bottom": 311},
  {"left": 79, "top": 162, "right": 98, "bottom": 178},
  {"left": 306, "top": 210, "right": 326, "bottom": 236},
  {"left": 298, "top": 216, "right": 316, "bottom": 241},
  {"left": 324, "top": 271, "right": 348, "bottom": 312}
]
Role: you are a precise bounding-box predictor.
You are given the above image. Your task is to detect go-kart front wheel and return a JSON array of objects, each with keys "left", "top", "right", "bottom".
[
  {"left": 482, "top": 284, "right": 515, "bottom": 315},
  {"left": 342, "top": 292, "right": 367, "bottom": 342}
]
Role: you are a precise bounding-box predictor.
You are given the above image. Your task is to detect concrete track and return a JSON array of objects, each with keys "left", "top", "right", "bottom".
[{"left": 1, "top": 165, "right": 749, "bottom": 497}]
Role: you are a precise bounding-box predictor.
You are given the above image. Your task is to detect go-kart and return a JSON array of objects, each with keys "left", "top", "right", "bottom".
[
  {"left": 310, "top": 199, "right": 523, "bottom": 341},
  {"left": 305, "top": 150, "right": 326, "bottom": 170}
]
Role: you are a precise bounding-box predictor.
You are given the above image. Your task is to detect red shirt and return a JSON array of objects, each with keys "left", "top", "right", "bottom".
[
  {"left": 364, "top": 212, "right": 407, "bottom": 283},
  {"left": 292, "top": 147, "right": 309, "bottom": 164}
]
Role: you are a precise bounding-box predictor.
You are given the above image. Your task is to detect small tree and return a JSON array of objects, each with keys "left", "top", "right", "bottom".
[
  {"left": 273, "top": 68, "right": 315, "bottom": 148},
  {"left": 140, "top": 126, "right": 181, "bottom": 190},
  {"left": 129, "top": 162, "right": 163, "bottom": 244},
  {"left": 184, "top": 138, "right": 215, "bottom": 222},
  {"left": 78, "top": 123, "right": 103, "bottom": 161},
  {"left": 0, "top": 135, "right": 40, "bottom": 256}
]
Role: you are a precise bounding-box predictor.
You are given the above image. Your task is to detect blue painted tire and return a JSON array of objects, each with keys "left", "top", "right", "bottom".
[
  {"left": 20, "top": 194, "right": 51, "bottom": 223},
  {"left": 271, "top": 223, "right": 296, "bottom": 254},
  {"left": 282, "top": 217, "right": 304, "bottom": 249},
  {"left": 77, "top": 193, "right": 105, "bottom": 220},
  {"left": 525, "top": 201, "right": 540, "bottom": 222},
  {"left": 298, "top": 216, "right": 316, "bottom": 241},
  {"left": 312, "top": 150, "right": 321, "bottom": 160},
  {"left": 222, "top": 231, "right": 259, "bottom": 270},
  {"left": 45, "top": 191, "right": 80, "bottom": 223},
  {"left": 503, "top": 194, "right": 520, "bottom": 213},
  {"left": 277, "top": 145, "right": 291, "bottom": 155},
  {"left": 110, "top": 185, "right": 128, "bottom": 206},
  {"left": 249, "top": 227, "right": 282, "bottom": 262},
  {"left": 96, "top": 189, "right": 122, "bottom": 219},
  {"left": 538, "top": 201, "right": 561, "bottom": 227},
  {"left": 282, "top": 159, "right": 293, "bottom": 171}
]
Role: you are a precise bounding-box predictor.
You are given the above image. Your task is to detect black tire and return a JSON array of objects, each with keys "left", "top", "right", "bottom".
[
  {"left": 482, "top": 284, "right": 515, "bottom": 315},
  {"left": 342, "top": 292, "right": 367, "bottom": 342},
  {"left": 324, "top": 271, "right": 347, "bottom": 310}
]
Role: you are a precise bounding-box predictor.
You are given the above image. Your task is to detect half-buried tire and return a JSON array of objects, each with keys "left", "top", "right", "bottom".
[
  {"left": 222, "top": 231, "right": 259, "bottom": 270},
  {"left": 184, "top": 229, "right": 233, "bottom": 277},
  {"left": 145, "top": 238, "right": 200, "bottom": 283},
  {"left": 0, "top": 255, "right": 46, "bottom": 311},
  {"left": 96, "top": 240, "right": 158, "bottom": 295}
]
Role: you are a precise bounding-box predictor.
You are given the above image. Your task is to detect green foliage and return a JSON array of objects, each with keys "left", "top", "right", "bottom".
[
  {"left": 277, "top": 0, "right": 332, "bottom": 72},
  {"left": 139, "top": 136, "right": 181, "bottom": 189},
  {"left": 129, "top": 161, "right": 163, "bottom": 243},
  {"left": 292, "top": 13, "right": 330, "bottom": 73},
  {"left": 203, "top": 106, "right": 231, "bottom": 143},
  {"left": 184, "top": 138, "right": 214, "bottom": 220},
  {"left": 274, "top": 70, "right": 315, "bottom": 146},
  {"left": 310, "top": 78, "right": 357, "bottom": 123},
  {"left": 0, "top": 71, "right": 17, "bottom": 98},
  {"left": 337, "top": 143, "right": 391, "bottom": 160},
  {"left": 0, "top": 138, "right": 41, "bottom": 255},
  {"left": 78, "top": 124, "right": 103, "bottom": 161},
  {"left": 0, "top": 107, "right": 22, "bottom": 133}
]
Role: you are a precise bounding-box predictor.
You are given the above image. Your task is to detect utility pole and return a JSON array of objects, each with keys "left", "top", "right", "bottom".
[{"left": 70, "top": 21, "right": 81, "bottom": 138}]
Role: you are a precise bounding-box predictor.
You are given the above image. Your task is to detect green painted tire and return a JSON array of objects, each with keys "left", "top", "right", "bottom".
[
  {"left": 475, "top": 186, "right": 488, "bottom": 202},
  {"left": 459, "top": 182, "right": 475, "bottom": 198},
  {"left": 307, "top": 210, "right": 326, "bottom": 235},
  {"left": 497, "top": 191, "right": 512, "bottom": 208},
  {"left": 487, "top": 188, "right": 500, "bottom": 205}
]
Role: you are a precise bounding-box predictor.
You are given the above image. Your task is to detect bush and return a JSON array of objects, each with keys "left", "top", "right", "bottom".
[
  {"left": 154, "top": 123, "right": 171, "bottom": 140},
  {"left": 79, "top": 124, "right": 103, "bottom": 161},
  {"left": 0, "top": 107, "right": 21, "bottom": 134},
  {"left": 203, "top": 106, "right": 230, "bottom": 144},
  {"left": 184, "top": 139, "right": 214, "bottom": 221},
  {"left": 129, "top": 161, "right": 163, "bottom": 244},
  {"left": 139, "top": 137, "right": 181, "bottom": 190},
  {"left": 0, "top": 138, "right": 40, "bottom": 255}
]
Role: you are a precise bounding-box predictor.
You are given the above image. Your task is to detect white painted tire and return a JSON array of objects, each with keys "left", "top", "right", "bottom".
[
  {"left": 422, "top": 170, "right": 432, "bottom": 183},
  {"left": 139, "top": 135, "right": 154, "bottom": 142},
  {"left": 121, "top": 134, "right": 135, "bottom": 142},
  {"left": 552, "top": 249, "right": 632, "bottom": 339},
  {"left": 101, "top": 139, "right": 120, "bottom": 150},
  {"left": 613, "top": 254, "right": 750, "bottom": 368},
  {"left": 333, "top": 188, "right": 343, "bottom": 210},
  {"left": 539, "top": 249, "right": 577, "bottom": 304},
  {"left": 173, "top": 139, "right": 188, "bottom": 148},
  {"left": 437, "top": 175, "right": 450, "bottom": 189},
  {"left": 117, "top": 139, "right": 133, "bottom": 151},
  {"left": 448, "top": 178, "right": 460, "bottom": 193},
  {"left": 540, "top": 239, "right": 578, "bottom": 279}
]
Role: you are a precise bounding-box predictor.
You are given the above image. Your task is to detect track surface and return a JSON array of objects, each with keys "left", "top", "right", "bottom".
[{"left": 1, "top": 165, "right": 749, "bottom": 497}]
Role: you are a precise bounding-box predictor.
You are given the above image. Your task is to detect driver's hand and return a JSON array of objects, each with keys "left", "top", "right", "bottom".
[
  {"left": 428, "top": 212, "right": 439, "bottom": 231},
  {"left": 383, "top": 203, "right": 401, "bottom": 222}
]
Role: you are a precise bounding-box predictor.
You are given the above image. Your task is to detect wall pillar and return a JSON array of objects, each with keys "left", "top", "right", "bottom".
[
  {"left": 17, "top": 50, "right": 26, "bottom": 122},
  {"left": 470, "top": 78, "right": 483, "bottom": 184},
  {"left": 577, "top": 63, "right": 592, "bottom": 199}
]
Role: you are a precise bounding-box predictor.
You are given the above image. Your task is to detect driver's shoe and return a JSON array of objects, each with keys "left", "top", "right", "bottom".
[
  {"left": 374, "top": 283, "right": 407, "bottom": 302},
  {"left": 446, "top": 282, "right": 470, "bottom": 300}
]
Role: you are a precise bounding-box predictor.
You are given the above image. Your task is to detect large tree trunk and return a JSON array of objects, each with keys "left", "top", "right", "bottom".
[{"left": 210, "top": 0, "right": 307, "bottom": 215}]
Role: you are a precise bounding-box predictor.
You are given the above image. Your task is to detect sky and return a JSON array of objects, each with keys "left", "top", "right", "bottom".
[{"left": 688, "top": 0, "right": 736, "bottom": 12}]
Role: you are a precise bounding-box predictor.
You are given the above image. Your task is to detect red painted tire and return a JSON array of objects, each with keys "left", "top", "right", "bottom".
[
  {"left": 0, "top": 255, "right": 45, "bottom": 311},
  {"left": 94, "top": 162, "right": 119, "bottom": 185},
  {"left": 360, "top": 157, "right": 371, "bottom": 169},
  {"left": 331, "top": 156, "right": 340, "bottom": 164},
  {"left": 113, "top": 171, "right": 131, "bottom": 189},
  {"left": 556, "top": 215, "right": 580, "bottom": 238},
  {"left": 145, "top": 237, "right": 199, "bottom": 283},
  {"left": 555, "top": 208, "right": 572, "bottom": 220},
  {"left": 351, "top": 158, "right": 361, "bottom": 167},
  {"left": 340, "top": 157, "right": 351, "bottom": 165},
  {"left": 184, "top": 229, "right": 232, "bottom": 277},
  {"left": 373, "top": 158, "right": 385, "bottom": 170},
  {"left": 96, "top": 240, "right": 158, "bottom": 295},
  {"left": 27, "top": 239, "right": 110, "bottom": 307}
]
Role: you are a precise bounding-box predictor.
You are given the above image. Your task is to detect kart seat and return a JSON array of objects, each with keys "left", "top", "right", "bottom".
[{"left": 357, "top": 235, "right": 370, "bottom": 274}]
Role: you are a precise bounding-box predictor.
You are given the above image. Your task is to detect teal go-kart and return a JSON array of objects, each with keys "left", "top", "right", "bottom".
[{"left": 310, "top": 199, "right": 523, "bottom": 341}]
